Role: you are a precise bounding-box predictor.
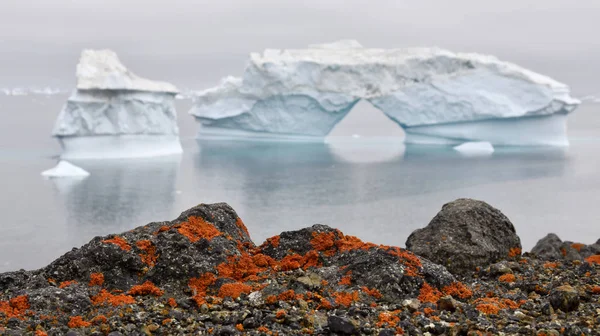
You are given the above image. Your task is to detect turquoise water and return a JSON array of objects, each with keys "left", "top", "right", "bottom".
[{"left": 0, "top": 96, "right": 599, "bottom": 272}]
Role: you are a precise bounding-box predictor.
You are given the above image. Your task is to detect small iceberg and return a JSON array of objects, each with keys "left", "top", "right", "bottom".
[
  {"left": 41, "top": 161, "right": 90, "bottom": 178},
  {"left": 453, "top": 141, "right": 494, "bottom": 156}
]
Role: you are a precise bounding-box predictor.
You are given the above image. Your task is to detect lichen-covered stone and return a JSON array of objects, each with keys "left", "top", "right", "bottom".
[
  {"left": 531, "top": 233, "right": 600, "bottom": 261},
  {"left": 406, "top": 198, "right": 522, "bottom": 275}
]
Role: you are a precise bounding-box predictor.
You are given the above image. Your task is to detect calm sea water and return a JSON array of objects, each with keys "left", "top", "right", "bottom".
[{"left": 0, "top": 95, "right": 599, "bottom": 272}]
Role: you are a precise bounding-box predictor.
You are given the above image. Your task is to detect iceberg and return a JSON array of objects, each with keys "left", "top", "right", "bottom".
[
  {"left": 52, "top": 50, "right": 182, "bottom": 159},
  {"left": 41, "top": 161, "right": 90, "bottom": 178},
  {"left": 453, "top": 141, "right": 494, "bottom": 156},
  {"left": 190, "top": 40, "right": 580, "bottom": 146}
]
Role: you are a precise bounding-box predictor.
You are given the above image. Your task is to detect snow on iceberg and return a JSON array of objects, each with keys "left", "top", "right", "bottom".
[
  {"left": 453, "top": 141, "right": 494, "bottom": 156},
  {"left": 41, "top": 161, "right": 90, "bottom": 178},
  {"left": 53, "top": 50, "right": 182, "bottom": 159},
  {"left": 190, "top": 40, "right": 580, "bottom": 146}
]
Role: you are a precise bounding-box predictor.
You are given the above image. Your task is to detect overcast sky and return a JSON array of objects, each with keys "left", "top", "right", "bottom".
[{"left": 1, "top": 0, "right": 598, "bottom": 93}]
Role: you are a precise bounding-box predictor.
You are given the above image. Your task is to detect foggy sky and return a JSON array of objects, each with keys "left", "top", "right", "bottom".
[{"left": 1, "top": 0, "right": 599, "bottom": 93}]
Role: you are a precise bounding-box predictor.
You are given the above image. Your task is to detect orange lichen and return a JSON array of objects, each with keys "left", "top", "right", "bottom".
[
  {"left": 189, "top": 273, "right": 217, "bottom": 306},
  {"left": 339, "top": 275, "right": 352, "bottom": 286},
  {"left": 442, "top": 282, "right": 473, "bottom": 299},
  {"left": 91, "top": 315, "right": 107, "bottom": 324},
  {"left": 128, "top": 281, "right": 164, "bottom": 297},
  {"left": 591, "top": 286, "right": 600, "bottom": 294},
  {"left": 258, "top": 326, "right": 270, "bottom": 333},
  {"left": 310, "top": 232, "right": 336, "bottom": 251},
  {"left": 301, "top": 250, "right": 321, "bottom": 270},
  {"left": 162, "top": 318, "right": 172, "bottom": 325},
  {"left": 102, "top": 236, "right": 131, "bottom": 251},
  {"left": 177, "top": 216, "right": 221, "bottom": 243},
  {"left": 167, "top": 298, "right": 177, "bottom": 307},
  {"left": 275, "top": 309, "right": 286, "bottom": 318},
  {"left": 89, "top": 273, "right": 104, "bottom": 286},
  {"left": 91, "top": 289, "right": 135, "bottom": 306},
  {"left": 571, "top": 243, "right": 585, "bottom": 252},
  {"left": 277, "top": 290, "right": 296, "bottom": 301},
  {"left": 35, "top": 331, "right": 48, "bottom": 336},
  {"left": 476, "top": 303, "right": 500, "bottom": 315},
  {"left": 59, "top": 280, "right": 78, "bottom": 289},
  {"left": 387, "top": 247, "right": 422, "bottom": 277},
  {"left": 265, "top": 295, "right": 278, "bottom": 304},
  {"left": 218, "top": 282, "right": 252, "bottom": 299},
  {"left": 155, "top": 226, "right": 170, "bottom": 235},
  {"left": 236, "top": 217, "right": 250, "bottom": 237},
  {"left": 508, "top": 247, "right": 522, "bottom": 258},
  {"left": 498, "top": 274, "right": 516, "bottom": 283},
  {"left": 544, "top": 262, "right": 559, "bottom": 269},
  {"left": 474, "top": 297, "right": 519, "bottom": 315},
  {"left": 236, "top": 323, "right": 244, "bottom": 331},
  {"left": 423, "top": 307, "right": 435, "bottom": 315},
  {"left": 136, "top": 240, "right": 158, "bottom": 267},
  {"left": 268, "top": 235, "right": 280, "bottom": 248},
  {"left": 361, "top": 287, "right": 383, "bottom": 299},
  {"left": 585, "top": 255, "right": 600, "bottom": 264},
  {"left": 418, "top": 282, "right": 442, "bottom": 303},
  {"left": 376, "top": 311, "right": 401, "bottom": 328},
  {"left": 68, "top": 316, "right": 91, "bottom": 328},
  {"left": 561, "top": 247, "right": 567, "bottom": 257},
  {"left": 333, "top": 291, "right": 359, "bottom": 307},
  {"left": 0, "top": 295, "right": 30, "bottom": 319}
]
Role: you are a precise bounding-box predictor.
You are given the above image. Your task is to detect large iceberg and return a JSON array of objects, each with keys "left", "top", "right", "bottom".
[
  {"left": 190, "top": 40, "right": 580, "bottom": 146},
  {"left": 53, "top": 50, "right": 182, "bottom": 159}
]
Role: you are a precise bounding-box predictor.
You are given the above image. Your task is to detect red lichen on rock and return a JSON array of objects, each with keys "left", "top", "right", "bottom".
[
  {"left": 333, "top": 291, "right": 359, "bottom": 307},
  {"left": 310, "top": 232, "right": 336, "bottom": 251},
  {"left": 339, "top": 275, "right": 352, "bottom": 286},
  {"left": 571, "top": 243, "right": 585, "bottom": 252},
  {"left": 301, "top": 250, "right": 321, "bottom": 270},
  {"left": 508, "top": 247, "right": 522, "bottom": 258},
  {"left": 167, "top": 298, "right": 177, "bottom": 307},
  {"left": 177, "top": 216, "right": 221, "bottom": 242},
  {"left": 474, "top": 297, "right": 519, "bottom": 315},
  {"left": 361, "top": 287, "right": 383, "bottom": 299},
  {"left": 275, "top": 309, "right": 286, "bottom": 318},
  {"left": 585, "top": 255, "right": 600, "bottom": 264},
  {"left": 89, "top": 273, "right": 104, "bottom": 286},
  {"left": 155, "top": 226, "right": 170, "bottom": 235},
  {"left": 387, "top": 247, "right": 422, "bottom": 277},
  {"left": 418, "top": 283, "right": 442, "bottom": 303},
  {"left": 267, "top": 235, "right": 280, "bottom": 248},
  {"left": 235, "top": 217, "right": 250, "bottom": 237},
  {"left": 35, "top": 331, "right": 48, "bottom": 336},
  {"left": 544, "top": 262, "right": 559, "bottom": 269},
  {"left": 91, "top": 290, "right": 135, "bottom": 306},
  {"left": 91, "top": 315, "right": 107, "bottom": 324},
  {"left": 189, "top": 273, "right": 217, "bottom": 306},
  {"left": 218, "top": 282, "right": 252, "bottom": 299},
  {"left": 277, "top": 290, "right": 296, "bottom": 301},
  {"left": 442, "top": 282, "right": 473, "bottom": 299},
  {"left": 0, "top": 295, "right": 30, "bottom": 319},
  {"left": 376, "top": 311, "right": 401, "bottom": 328},
  {"left": 102, "top": 236, "right": 131, "bottom": 251},
  {"left": 423, "top": 307, "right": 435, "bottom": 316},
  {"left": 591, "top": 286, "right": 600, "bottom": 294},
  {"left": 265, "top": 295, "right": 277, "bottom": 304},
  {"left": 68, "top": 316, "right": 91, "bottom": 328},
  {"left": 128, "top": 281, "right": 164, "bottom": 297},
  {"left": 59, "top": 280, "right": 78, "bottom": 289},
  {"left": 217, "top": 253, "right": 274, "bottom": 281},
  {"left": 498, "top": 274, "right": 516, "bottom": 283},
  {"left": 136, "top": 240, "right": 158, "bottom": 267},
  {"left": 236, "top": 323, "right": 244, "bottom": 331}
]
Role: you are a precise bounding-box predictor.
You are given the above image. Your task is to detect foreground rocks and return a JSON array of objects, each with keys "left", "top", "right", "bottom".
[
  {"left": 0, "top": 200, "right": 599, "bottom": 335},
  {"left": 406, "top": 199, "right": 522, "bottom": 275}
]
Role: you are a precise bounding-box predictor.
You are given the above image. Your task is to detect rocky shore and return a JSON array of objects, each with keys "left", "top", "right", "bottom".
[{"left": 1, "top": 199, "right": 598, "bottom": 335}]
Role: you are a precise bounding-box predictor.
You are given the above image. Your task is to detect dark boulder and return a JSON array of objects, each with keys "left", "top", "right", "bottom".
[
  {"left": 531, "top": 233, "right": 600, "bottom": 261},
  {"left": 405, "top": 198, "right": 522, "bottom": 275}
]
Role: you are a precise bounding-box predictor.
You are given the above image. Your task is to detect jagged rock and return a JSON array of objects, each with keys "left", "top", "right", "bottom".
[
  {"left": 328, "top": 315, "right": 359, "bottom": 335},
  {"left": 406, "top": 198, "right": 522, "bottom": 275},
  {"left": 531, "top": 233, "right": 600, "bottom": 261},
  {"left": 549, "top": 285, "right": 580, "bottom": 312}
]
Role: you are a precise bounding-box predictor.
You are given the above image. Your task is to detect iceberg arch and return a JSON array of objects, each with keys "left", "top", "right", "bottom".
[{"left": 190, "top": 41, "right": 580, "bottom": 146}]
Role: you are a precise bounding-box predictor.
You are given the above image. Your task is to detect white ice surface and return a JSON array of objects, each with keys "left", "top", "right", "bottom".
[
  {"left": 76, "top": 49, "right": 178, "bottom": 93},
  {"left": 41, "top": 161, "right": 90, "bottom": 178},
  {"left": 453, "top": 141, "right": 494, "bottom": 155},
  {"left": 190, "top": 40, "right": 579, "bottom": 145},
  {"left": 57, "top": 135, "right": 183, "bottom": 159}
]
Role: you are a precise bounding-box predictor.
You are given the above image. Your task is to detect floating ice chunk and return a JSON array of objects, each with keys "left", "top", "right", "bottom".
[
  {"left": 190, "top": 40, "right": 580, "bottom": 146},
  {"left": 41, "top": 161, "right": 90, "bottom": 178},
  {"left": 453, "top": 142, "right": 494, "bottom": 156}
]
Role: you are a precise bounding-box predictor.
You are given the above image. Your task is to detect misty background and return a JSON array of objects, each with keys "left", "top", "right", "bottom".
[{"left": 1, "top": 0, "right": 599, "bottom": 96}]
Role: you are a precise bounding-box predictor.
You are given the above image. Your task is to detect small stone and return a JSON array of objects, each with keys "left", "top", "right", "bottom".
[
  {"left": 541, "top": 302, "right": 554, "bottom": 316},
  {"left": 489, "top": 262, "right": 513, "bottom": 275},
  {"left": 402, "top": 298, "right": 420, "bottom": 312},
  {"left": 328, "top": 315, "right": 359, "bottom": 335},
  {"left": 438, "top": 295, "right": 460, "bottom": 312},
  {"left": 65, "top": 332, "right": 81, "bottom": 336},
  {"left": 296, "top": 272, "right": 323, "bottom": 290},
  {"left": 549, "top": 285, "right": 580, "bottom": 312}
]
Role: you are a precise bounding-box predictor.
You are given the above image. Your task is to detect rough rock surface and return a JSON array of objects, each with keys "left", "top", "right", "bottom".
[
  {"left": 1, "top": 202, "right": 599, "bottom": 335},
  {"left": 406, "top": 198, "right": 522, "bottom": 275},
  {"left": 531, "top": 233, "right": 600, "bottom": 261}
]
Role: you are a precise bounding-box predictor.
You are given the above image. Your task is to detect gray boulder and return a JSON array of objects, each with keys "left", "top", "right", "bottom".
[
  {"left": 531, "top": 233, "right": 600, "bottom": 261},
  {"left": 405, "top": 198, "right": 522, "bottom": 275}
]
